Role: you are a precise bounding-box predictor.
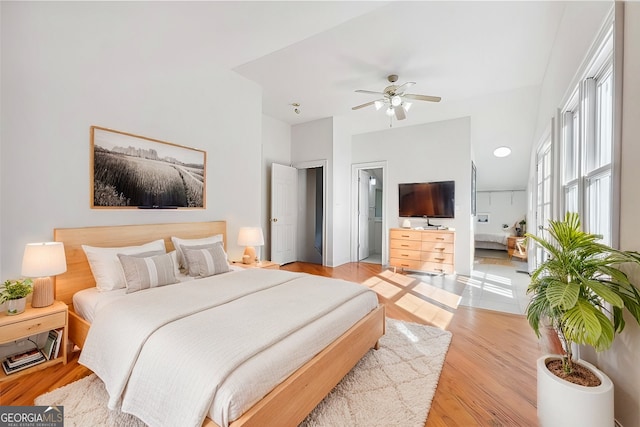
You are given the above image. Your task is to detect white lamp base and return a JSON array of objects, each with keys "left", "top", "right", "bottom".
[{"left": 31, "top": 276, "right": 54, "bottom": 308}]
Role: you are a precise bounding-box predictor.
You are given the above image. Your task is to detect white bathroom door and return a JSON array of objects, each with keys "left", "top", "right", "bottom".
[
  {"left": 358, "top": 170, "right": 370, "bottom": 260},
  {"left": 271, "top": 163, "right": 298, "bottom": 265}
]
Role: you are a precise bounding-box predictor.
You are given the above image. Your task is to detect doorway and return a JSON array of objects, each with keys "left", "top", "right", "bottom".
[{"left": 351, "top": 162, "right": 386, "bottom": 265}]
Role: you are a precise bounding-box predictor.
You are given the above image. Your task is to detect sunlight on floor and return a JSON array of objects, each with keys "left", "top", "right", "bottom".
[
  {"left": 412, "top": 281, "right": 461, "bottom": 309},
  {"left": 396, "top": 294, "right": 454, "bottom": 328}
]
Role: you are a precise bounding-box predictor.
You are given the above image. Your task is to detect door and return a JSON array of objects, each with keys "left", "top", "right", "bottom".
[
  {"left": 271, "top": 163, "right": 297, "bottom": 265},
  {"left": 358, "top": 170, "right": 370, "bottom": 260}
]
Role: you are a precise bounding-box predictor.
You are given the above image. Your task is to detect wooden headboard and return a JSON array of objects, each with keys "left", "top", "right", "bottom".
[{"left": 53, "top": 221, "right": 227, "bottom": 306}]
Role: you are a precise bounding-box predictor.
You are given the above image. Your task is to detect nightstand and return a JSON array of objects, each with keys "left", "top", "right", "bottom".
[
  {"left": 0, "top": 300, "right": 68, "bottom": 382},
  {"left": 232, "top": 260, "right": 280, "bottom": 270},
  {"left": 507, "top": 236, "right": 527, "bottom": 261}
]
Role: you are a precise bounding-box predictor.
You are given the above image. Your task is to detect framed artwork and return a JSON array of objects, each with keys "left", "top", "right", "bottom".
[
  {"left": 90, "top": 126, "right": 206, "bottom": 209},
  {"left": 477, "top": 213, "right": 490, "bottom": 223},
  {"left": 471, "top": 161, "right": 477, "bottom": 216}
]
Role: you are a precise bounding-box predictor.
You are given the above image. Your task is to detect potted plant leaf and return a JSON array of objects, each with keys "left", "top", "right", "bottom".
[
  {"left": 0, "top": 278, "right": 33, "bottom": 315},
  {"left": 526, "top": 212, "right": 640, "bottom": 426}
]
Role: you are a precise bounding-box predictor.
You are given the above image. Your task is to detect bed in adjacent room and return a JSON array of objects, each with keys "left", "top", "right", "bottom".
[
  {"left": 474, "top": 232, "right": 510, "bottom": 251},
  {"left": 53, "top": 221, "right": 385, "bottom": 427}
]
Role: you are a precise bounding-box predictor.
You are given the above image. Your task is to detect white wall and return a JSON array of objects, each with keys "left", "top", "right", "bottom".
[
  {"left": 352, "top": 117, "right": 473, "bottom": 276},
  {"left": 476, "top": 191, "right": 526, "bottom": 235},
  {"left": 261, "top": 114, "right": 292, "bottom": 260},
  {"left": 528, "top": 3, "right": 640, "bottom": 425},
  {"left": 598, "top": 4, "right": 640, "bottom": 426},
  {"left": 0, "top": 2, "right": 263, "bottom": 278}
]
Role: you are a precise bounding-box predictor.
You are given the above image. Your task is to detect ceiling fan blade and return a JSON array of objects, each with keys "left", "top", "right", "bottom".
[
  {"left": 352, "top": 100, "right": 377, "bottom": 110},
  {"left": 355, "top": 89, "right": 385, "bottom": 95},
  {"left": 395, "top": 82, "right": 416, "bottom": 94},
  {"left": 403, "top": 93, "right": 442, "bottom": 102},
  {"left": 395, "top": 106, "right": 406, "bottom": 120}
]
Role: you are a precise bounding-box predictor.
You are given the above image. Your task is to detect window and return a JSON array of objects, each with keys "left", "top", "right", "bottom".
[{"left": 560, "top": 30, "right": 614, "bottom": 246}]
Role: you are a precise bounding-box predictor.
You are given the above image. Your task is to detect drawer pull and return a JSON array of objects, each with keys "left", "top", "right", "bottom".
[
  {"left": 401, "top": 264, "right": 410, "bottom": 267},
  {"left": 401, "top": 244, "right": 409, "bottom": 247},
  {"left": 435, "top": 268, "right": 444, "bottom": 272},
  {"left": 28, "top": 323, "right": 42, "bottom": 330},
  {"left": 435, "top": 258, "right": 445, "bottom": 261},
  {"left": 436, "top": 247, "right": 445, "bottom": 251},
  {"left": 436, "top": 237, "right": 445, "bottom": 240},
  {"left": 401, "top": 254, "right": 409, "bottom": 257},
  {"left": 401, "top": 235, "right": 410, "bottom": 238}
]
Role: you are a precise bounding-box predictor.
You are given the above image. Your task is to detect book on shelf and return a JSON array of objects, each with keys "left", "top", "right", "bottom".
[
  {"left": 2, "top": 351, "right": 46, "bottom": 375},
  {"left": 43, "top": 330, "right": 58, "bottom": 360},
  {"left": 52, "top": 328, "right": 63, "bottom": 359},
  {"left": 5, "top": 348, "right": 43, "bottom": 368}
]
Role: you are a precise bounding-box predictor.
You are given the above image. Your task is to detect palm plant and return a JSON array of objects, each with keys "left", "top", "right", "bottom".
[{"left": 526, "top": 212, "right": 640, "bottom": 374}]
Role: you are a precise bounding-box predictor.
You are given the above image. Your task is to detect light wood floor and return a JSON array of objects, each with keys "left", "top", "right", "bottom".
[{"left": 0, "top": 262, "right": 541, "bottom": 426}]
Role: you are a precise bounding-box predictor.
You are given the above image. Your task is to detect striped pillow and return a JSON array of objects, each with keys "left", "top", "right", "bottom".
[
  {"left": 183, "top": 243, "right": 230, "bottom": 278},
  {"left": 118, "top": 251, "right": 179, "bottom": 294}
]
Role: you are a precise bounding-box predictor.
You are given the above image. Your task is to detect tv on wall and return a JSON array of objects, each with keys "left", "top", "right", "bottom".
[{"left": 398, "top": 180, "right": 455, "bottom": 218}]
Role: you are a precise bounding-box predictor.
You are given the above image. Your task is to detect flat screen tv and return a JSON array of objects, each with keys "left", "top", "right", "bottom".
[{"left": 399, "top": 181, "right": 455, "bottom": 218}]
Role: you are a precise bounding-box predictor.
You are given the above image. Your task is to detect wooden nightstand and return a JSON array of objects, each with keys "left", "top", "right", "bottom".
[
  {"left": 0, "top": 300, "right": 68, "bottom": 382},
  {"left": 231, "top": 260, "right": 280, "bottom": 270}
]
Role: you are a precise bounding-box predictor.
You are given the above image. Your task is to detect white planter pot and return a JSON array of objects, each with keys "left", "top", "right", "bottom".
[
  {"left": 6, "top": 297, "right": 26, "bottom": 315},
  {"left": 537, "top": 355, "right": 614, "bottom": 427}
]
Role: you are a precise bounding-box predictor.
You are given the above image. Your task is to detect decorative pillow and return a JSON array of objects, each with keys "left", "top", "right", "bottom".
[
  {"left": 118, "top": 251, "right": 179, "bottom": 294},
  {"left": 183, "top": 243, "right": 230, "bottom": 278},
  {"left": 171, "top": 234, "right": 224, "bottom": 269},
  {"left": 82, "top": 239, "right": 166, "bottom": 291}
]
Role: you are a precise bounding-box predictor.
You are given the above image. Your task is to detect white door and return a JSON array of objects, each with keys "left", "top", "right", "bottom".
[
  {"left": 358, "top": 170, "right": 370, "bottom": 260},
  {"left": 271, "top": 163, "right": 298, "bottom": 265}
]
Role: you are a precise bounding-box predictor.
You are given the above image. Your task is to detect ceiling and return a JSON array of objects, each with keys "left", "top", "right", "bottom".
[{"left": 117, "top": 1, "right": 591, "bottom": 190}]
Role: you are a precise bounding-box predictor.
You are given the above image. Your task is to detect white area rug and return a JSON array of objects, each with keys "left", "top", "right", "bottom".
[{"left": 35, "top": 318, "right": 452, "bottom": 427}]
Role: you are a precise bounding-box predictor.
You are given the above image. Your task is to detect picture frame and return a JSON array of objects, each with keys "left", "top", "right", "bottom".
[
  {"left": 477, "top": 213, "right": 490, "bottom": 223},
  {"left": 90, "top": 126, "right": 206, "bottom": 209}
]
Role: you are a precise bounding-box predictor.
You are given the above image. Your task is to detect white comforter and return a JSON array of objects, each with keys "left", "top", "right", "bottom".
[{"left": 79, "top": 268, "right": 377, "bottom": 427}]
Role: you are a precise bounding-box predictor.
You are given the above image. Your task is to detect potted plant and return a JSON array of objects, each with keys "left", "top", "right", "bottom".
[
  {"left": 0, "top": 278, "right": 33, "bottom": 315},
  {"left": 526, "top": 212, "right": 640, "bottom": 426}
]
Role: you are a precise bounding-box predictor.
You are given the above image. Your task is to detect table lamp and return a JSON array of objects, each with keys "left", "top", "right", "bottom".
[
  {"left": 237, "top": 227, "right": 264, "bottom": 264},
  {"left": 21, "top": 242, "right": 67, "bottom": 308}
]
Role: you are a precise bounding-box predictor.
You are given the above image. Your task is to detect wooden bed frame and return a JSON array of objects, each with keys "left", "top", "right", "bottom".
[{"left": 53, "top": 221, "right": 385, "bottom": 427}]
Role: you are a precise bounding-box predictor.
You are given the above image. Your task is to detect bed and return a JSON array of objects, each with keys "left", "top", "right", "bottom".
[
  {"left": 53, "top": 221, "right": 385, "bottom": 427},
  {"left": 474, "top": 232, "right": 510, "bottom": 251}
]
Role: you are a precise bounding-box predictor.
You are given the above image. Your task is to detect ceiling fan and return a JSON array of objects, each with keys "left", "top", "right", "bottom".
[{"left": 352, "top": 74, "right": 441, "bottom": 121}]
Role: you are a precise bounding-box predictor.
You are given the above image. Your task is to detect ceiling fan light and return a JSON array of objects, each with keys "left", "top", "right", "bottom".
[
  {"left": 385, "top": 106, "right": 395, "bottom": 117},
  {"left": 374, "top": 100, "right": 385, "bottom": 110},
  {"left": 391, "top": 95, "right": 402, "bottom": 107},
  {"left": 402, "top": 102, "right": 412, "bottom": 112}
]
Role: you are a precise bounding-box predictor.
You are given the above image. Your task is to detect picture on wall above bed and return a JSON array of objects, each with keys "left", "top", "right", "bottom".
[{"left": 90, "top": 126, "right": 206, "bottom": 209}]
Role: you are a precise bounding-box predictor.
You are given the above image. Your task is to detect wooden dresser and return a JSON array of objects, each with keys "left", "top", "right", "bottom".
[{"left": 389, "top": 228, "right": 455, "bottom": 274}]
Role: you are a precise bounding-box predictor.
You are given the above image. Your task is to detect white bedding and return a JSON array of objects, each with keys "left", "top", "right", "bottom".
[
  {"left": 474, "top": 232, "right": 509, "bottom": 245},
  {"left": 78, "top": 268, "right": 378, "bottom": 427}
]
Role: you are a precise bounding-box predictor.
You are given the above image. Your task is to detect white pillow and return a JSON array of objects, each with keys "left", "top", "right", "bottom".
[
  {"left": 171, "top": 234, "right": 223, "bottom": 269},
  {"left": 82, "top": 239, "right": 166, "bottom": 291}
]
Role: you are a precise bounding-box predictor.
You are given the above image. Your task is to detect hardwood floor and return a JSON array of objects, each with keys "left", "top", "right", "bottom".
[{"left": 0, "top": 262, "right": 541, "bottom": 426}]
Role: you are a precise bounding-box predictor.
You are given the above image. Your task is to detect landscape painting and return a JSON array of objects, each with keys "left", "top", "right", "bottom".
[{"left": 91, "top": 126, "right": 206, "bottom": 209}]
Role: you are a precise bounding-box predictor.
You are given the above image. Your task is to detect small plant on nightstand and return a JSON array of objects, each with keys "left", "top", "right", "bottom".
[{"left": 0, "top": 279, "right": 33, "bottom": 315}]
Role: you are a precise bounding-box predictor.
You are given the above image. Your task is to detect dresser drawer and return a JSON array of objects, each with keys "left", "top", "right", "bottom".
[
  {"left": 421, "top": 262, "right": 454, "bottom": 275},
  {"left": 390, "top": 229, "right": 423, "bottom": 241},
  {"left": 422, "top": 231, "right": 454, "bottom": 244},
  {"left": 0, "top": 311, "right": 66, "bottom": 343},
  {"left": 389, "top": 248, "right": 422, "bottom": 261},
  {"left": 390, "top": 239, "right": 422, "bottom": 251},
  {"left": 422, "top": 241, "right": 454, "bottom": 254},
  {"left": 421, "top": 252, "right": 454, "bottom": 264},
  {"left": 389, "top": 258, "right": 423, "bottom": 270}
]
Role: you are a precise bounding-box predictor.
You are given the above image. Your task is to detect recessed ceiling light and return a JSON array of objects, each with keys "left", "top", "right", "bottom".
[{"left": 493, "top": 146, "right": 512, "bottom": 158}]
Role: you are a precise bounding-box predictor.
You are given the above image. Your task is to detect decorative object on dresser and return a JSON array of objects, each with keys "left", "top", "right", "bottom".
[
  {"left": 237, "top": 226, "right": 265, "bottom": 264},
  {"left": 21, "top": 242, "right": 67, "bottom": 308},
  {"left": 389, "top": 228, "right": 455, "bottom": 274},
  {"left": 0, "top": 300, "right": 68, "bottom": 381},
  {"left": 0, "top": 278, "right": 33, "bottom": 315}
]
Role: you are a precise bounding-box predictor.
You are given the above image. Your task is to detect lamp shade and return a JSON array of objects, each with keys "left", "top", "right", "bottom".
[
  {"left": 21, "top": 242, "right": 67, "bottom": 277},
  {"left": 237, "top": 227, "right": 265, "bottom": 247}
]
